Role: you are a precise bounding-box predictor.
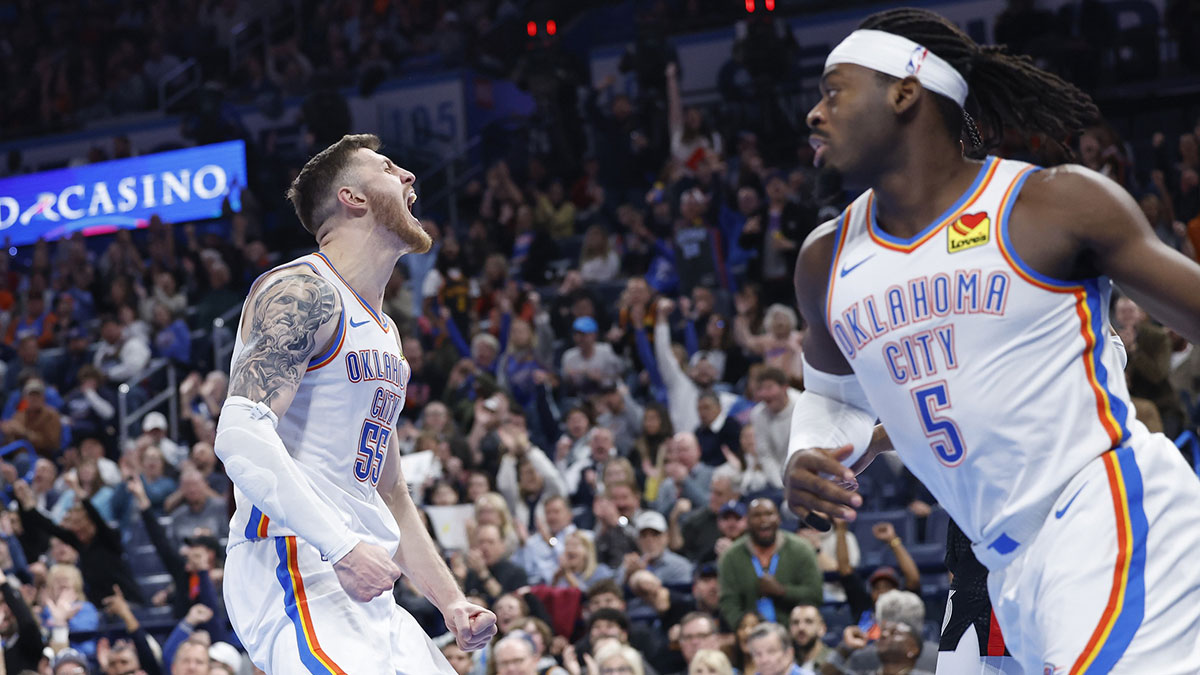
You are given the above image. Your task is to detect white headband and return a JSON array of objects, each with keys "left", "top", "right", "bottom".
[{"left": 825, "top": 29, "right": 969, "bottom": 106}]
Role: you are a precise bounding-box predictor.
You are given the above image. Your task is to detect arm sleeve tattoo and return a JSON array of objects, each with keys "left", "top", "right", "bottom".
[{"left": 229, "top": 273, "right": 341, "bottom": 407}]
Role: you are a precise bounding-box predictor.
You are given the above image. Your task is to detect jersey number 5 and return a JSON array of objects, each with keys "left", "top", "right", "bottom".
[
  {"left": 355, "top": 420, "right": 391, "bottom": 486},
  {"left": 912, "top": 381, "right": 966, "bottom": 467}
]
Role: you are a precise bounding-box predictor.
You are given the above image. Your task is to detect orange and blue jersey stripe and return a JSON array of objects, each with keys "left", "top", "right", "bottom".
[
  {"left": 824, "top": 205, "right": 854, "bottom": 333},
  {"left": 245, "top": 505, "right": 270, "bottom": 540},
  {"left": 306, "top": 308, "right": 345, "bottom": 372},
  {"left": 1071, "top": 445, "right": 1148, "bottom": 674},
  {"left": 314, "top": 252, "right": 389, "bottom": 332},
  {"left": 274, "top": 536, "right": 348, "bottom": 674},
  {"left": 866, "top": 156, "right": 1000, "bottom": 253},
  {"left": 995, "top": 166, "right": 1130, "bottom": 447}
]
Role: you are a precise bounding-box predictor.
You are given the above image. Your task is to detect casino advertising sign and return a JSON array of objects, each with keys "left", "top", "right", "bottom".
[{"left": 0, "top": 140, "right": 246, "bottom": 247}]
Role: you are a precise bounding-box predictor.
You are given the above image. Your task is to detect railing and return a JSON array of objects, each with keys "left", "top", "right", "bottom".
[
  {"left": 229, "top": 0, "right": 302, "bottom": 77},
  {"left": 116, "top": 359, "right": 177, "bottom": 450},
  {"left": 412, "top": 134, "right": 485, "bottom": 229},
  {"left": 211, "top": 303, "right": 243, "bottom": 374},
  {"left": 157, "top": 58, "right": 202, "bottom": 112}
]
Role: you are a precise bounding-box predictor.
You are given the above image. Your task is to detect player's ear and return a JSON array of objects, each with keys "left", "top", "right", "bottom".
[
  {"left": 336, "top": 185, "right": 368, "bottom": 215},
  {"left": 891, "top": 76, "right": 922, "bottom": 116}
]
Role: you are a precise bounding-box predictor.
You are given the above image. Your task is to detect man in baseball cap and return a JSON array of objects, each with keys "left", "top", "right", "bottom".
[
  {"left": 50, "top": 647, "right": 89, "bottom": 674},
  {"left": 629, "top": 511, "right": 694, "bottom": 586}
]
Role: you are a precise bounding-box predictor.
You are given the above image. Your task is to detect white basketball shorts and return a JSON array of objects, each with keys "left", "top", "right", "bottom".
[
  {"left": 223, "top": 535, "right": 456, "bottom": 674},
  {"left": 987, "top": 436, "right": 1200, "bottom": 674}
]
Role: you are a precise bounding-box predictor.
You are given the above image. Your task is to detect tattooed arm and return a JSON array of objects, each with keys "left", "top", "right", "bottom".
[
  {"left": 215, "top": 270, "right": 401, "bottom": 601},
  {"left": 227, "top": 272, "right": 342, "bottom": 416}
]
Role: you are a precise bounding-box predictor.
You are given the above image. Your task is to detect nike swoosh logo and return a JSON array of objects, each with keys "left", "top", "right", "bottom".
[
  {"left": 839, "top": 254, "right": 875, "bottom": 278},
  {"left": 1055, "top": 481, "right": 1088, "bottom": 519},
  {"left": 349, "top": 317, "right": 370, "bottom": 328}
]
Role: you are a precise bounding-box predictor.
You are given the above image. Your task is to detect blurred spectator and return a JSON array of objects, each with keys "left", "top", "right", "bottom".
[
  {"left": 651, "top": 433, "right": 715, "bottom": 515},
  {"left": 4, "top": 293, "right": 58, "bottom": 348},
  {"left": 653, "top": 299, "right": 739, "bottom": 434},
  {"left": 619, "top": 510, "right": 693, "bottom": 587},
  {"left": 62, "top": 369, "right": 117, "bottom": 446},
  {"left": 166, "top": 468, "right": 229, "bottom": 545},
  {"left": 551, "top": 530, "right": 615, "bottom": 590},
  {"left": 789, "top": 604, "right": 831, "bottom": 672},
  {"left": 693, "top": 391, "right": 742, "bottom": 467},
  {"left": 188, "top": 442, "right": 227, "bottom": 497},
  {"left": 138, "top": 412, "right": 187, "bottom": 468},
  {"left": 1116, "top": 296, "right": 1184, "bottom": 437},
  {"left": 560, "top": 317, "right": 626, "bottom": 398},
  {"left": 745, "top": 622, "right": 811, "bottom": 675},
  {"left": 150, "top": 302, "right": 191, "bottom": 364},
  {"left": 93, "top": 315, "right": 151, "bottom": 384},
  {"left": 595, "top": 382, "right": 645, "bottom": 457},
  {"left": 494, "top": 632, "right": 539, "bottom": 675},
  {"left": 594, "top": 641, "right": 647, "bottom": 675},
  {"left": 496, "top": 417, "right": 567, "bottom": 534},
  {"left": 671, "top": 467, "right": 739, "bottom": 564},
  {"left": 460, "top": 523, "right": 529, "bottom": 601},
  {"left": 750, "top": 368, "right": 800, "bottom": 490},
  {"left": 1, "top": 567, "right": 44, "bottom": 672},
  {"left": 442, "top": 641, "right": 474, "bottom": 675},
  {"left": 513, "top": 489, "right": 572, "bottom": 584},
  {"left": 1, "top": 378, "right": 61, "bottom": 459},
  {"left": 718, "top": 499, "right": 821, "bottom": 630},
  {"left": 688, "top": 649, "right": 734, "bottom": 675},
  {"left": 533, "top": 180, "right": 577, "bottom": 239},
  {"left": 581, "top": 580, "right": 665, "bottom": 662},
  {"left": 14, "top": 480, "right": 143, "bottom": 604},
  {"left": 579, "top": 227, "right": 621, "bottom": 284},
  {"left": 828, "top": 590, "right": 937, "bottom": 674},
  {"left": 3, "top": 337, "right": 47, "bottom": 394},
  {"left": 40, "top": 564, "right": 99, "bottom": 658},
  {"left": 671, "top": 611, "right": 723, "bottom": 673},
  {"left": 736, "top": 304, "right": 805, "bottom": 385}
]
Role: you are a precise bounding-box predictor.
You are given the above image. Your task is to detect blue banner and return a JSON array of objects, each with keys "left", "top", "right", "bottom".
[{"left": 0, "top": 140, "right": 246, "bottom": 247}]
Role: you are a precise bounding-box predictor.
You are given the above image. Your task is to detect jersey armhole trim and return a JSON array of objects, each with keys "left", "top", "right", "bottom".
[
  {"left": 824, "top": 205, "right": 854, "bottom": 333},
  {"left": 306, "top": 306, "right": 346, "bottom": 372},
  {"left": 996, "top": 166, "right": 1083, "bottom": 293}
]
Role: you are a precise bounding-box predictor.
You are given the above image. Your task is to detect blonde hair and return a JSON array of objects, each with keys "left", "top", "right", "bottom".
[
  {"left": 565, "top": 530, "right": 598, "bottom": 580},
  {"left": 601, "top": 457, "right": 636, "bottom": 489},
  {"left": 47, "top": 564, "right": 85, "bottom": 596},
  {"left": 764, "top": 303, "right": 798, "bottom": 331},
  {"left": 689, "top": 649, "right": 734, "bottom": 675},
  {"left": 474, "top": 492, "right": 518, "bottom": 551},
  {"left": 594, "top": 642, "right": 645, "bottom": 675}
]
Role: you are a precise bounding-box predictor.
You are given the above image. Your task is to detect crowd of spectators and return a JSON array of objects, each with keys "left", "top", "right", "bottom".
[{"left": 1, "top": 2, "right": 1199, "bottom": 675}]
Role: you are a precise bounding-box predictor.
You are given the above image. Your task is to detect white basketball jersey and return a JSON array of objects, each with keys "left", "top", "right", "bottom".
[
  {"left": 824, "top": 156, "right": 1144, "bottom": 570},
  {"left": 227, "top": 252, "right": 409, "bottom": 555}
]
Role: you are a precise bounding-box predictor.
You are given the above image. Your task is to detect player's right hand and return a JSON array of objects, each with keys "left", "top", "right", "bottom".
[
  {"left": 784, "top": 444, "right": 863, "bottom": 522},
  {"left": 333, "top": 542, "right": 401, "bottom": 602}
]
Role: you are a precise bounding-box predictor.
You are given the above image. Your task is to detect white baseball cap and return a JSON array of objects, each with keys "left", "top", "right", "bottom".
[
  {"left": 209, "top": 642, "right": 242, "bottom": 670},
  {"left": 142, "top": 411, "right": 168, "bottom": 433}
]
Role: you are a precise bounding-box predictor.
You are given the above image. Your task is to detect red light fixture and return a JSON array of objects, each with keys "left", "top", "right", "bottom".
[
  {"left": 745, "top": 0, "right": 754, "bottom": 11},
  {"left": 526, "top": 21, "right": 537, "bottom": 36},
  {"left": 765, "top": 0, "right": 775, "bottom": 9},
  {"left": 546, "top": 20, "right": 557, "bottom": 35}
]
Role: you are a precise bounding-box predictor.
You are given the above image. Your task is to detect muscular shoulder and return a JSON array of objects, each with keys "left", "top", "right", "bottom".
[
  {"left": 230, "top": 269, "right": 344, "bottom": 406},
  {"left": 794, "top": 217, "right": 842, "bottom": 301},
  {"left": 1017, "top": 165, "right": 1142, "bottom": 237}
]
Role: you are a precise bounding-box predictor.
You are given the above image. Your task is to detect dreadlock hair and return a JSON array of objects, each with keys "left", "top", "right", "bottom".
[{"left": 859, "top": 8, "right": 1100, "bottom": 155}]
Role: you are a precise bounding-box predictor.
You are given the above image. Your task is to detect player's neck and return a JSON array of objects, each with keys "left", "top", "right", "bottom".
[
  {"left": 317, "top": 223, "right": 403, "bottom": 311},
  {"left": 871, "top": 145, "right": 978, "bottom": 240}
]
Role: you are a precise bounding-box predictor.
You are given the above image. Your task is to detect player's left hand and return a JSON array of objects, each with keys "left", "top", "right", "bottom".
[{"left": 444, "top": 600, "right": 497, "bottom": 652}]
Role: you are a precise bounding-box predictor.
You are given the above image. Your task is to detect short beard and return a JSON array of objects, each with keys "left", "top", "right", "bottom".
[
  {"left": 798, "top": 637, "right": 817, "bottom": 653},
  {"left": 813, "top": 166, "right": 845, "bottom": 205},
  {"left": 367, "top": 184, "right": 433, "bottom": 254}
]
